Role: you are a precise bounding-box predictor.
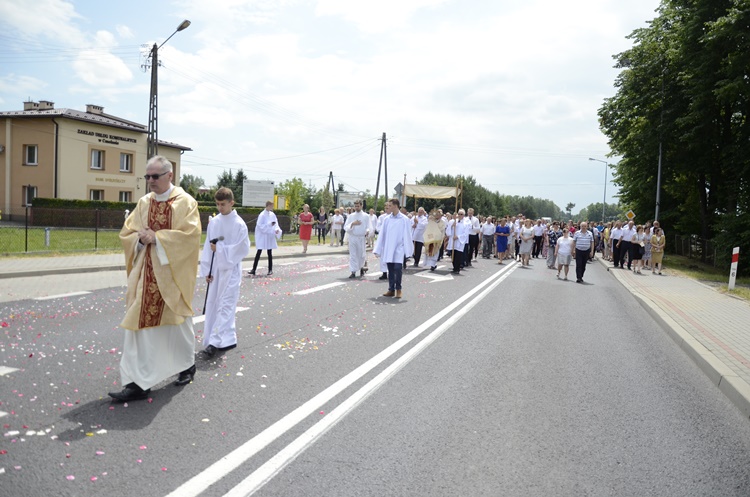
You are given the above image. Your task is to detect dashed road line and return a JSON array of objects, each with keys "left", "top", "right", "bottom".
[
  {"left": 33, "top": 291, "right": 91, "bottom": 301},
  {"left": 293, "top": 282, "right": 346, "bottom": 295},
  {"left": 302, "top": 265, "right": 348, "bottom": 274},
  {"left": 193, "top": 306, "right": 250, "bottom": 324},
  {"left": 0, "top": 366, "right": 19, "bottom": 376}
]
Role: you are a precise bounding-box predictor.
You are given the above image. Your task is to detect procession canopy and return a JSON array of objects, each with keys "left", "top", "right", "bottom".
[{"left": 403, "top": 184, "right": 460, "bottom": 199}]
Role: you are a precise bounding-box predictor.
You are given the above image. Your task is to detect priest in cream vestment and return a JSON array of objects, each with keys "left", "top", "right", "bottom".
[{"left": 109, "top": 156, "right": 201, "bottom": 402}]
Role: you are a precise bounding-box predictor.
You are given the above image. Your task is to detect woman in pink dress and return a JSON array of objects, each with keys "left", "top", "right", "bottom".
[{"left": 298, "top": 204, "right": 314, "bottom": 254}]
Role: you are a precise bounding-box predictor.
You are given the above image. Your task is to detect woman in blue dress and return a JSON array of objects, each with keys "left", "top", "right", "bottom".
[{"left": 495, "top": 218, "right": 510, "bottom": 265}]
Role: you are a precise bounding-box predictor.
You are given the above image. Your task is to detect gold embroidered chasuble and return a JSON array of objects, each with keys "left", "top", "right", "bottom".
[{"left": 120, "top": 186, "right": 201, "bottom": 331}]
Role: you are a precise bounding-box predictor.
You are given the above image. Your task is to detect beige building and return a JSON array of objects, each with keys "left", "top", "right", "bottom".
[{"left": 0, "top": 100, "right": 191, "bottom": 218}]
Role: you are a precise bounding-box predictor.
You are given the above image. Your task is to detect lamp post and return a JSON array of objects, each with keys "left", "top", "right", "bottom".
[
  {"left": 147, "top": 19, "right": 191, "bottom": 158},
  {"left": 588, "top": 158, "right": 608, "bottom": 222}
]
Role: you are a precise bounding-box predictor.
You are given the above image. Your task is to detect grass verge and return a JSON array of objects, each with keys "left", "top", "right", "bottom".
[{"left": 665, "top": 254, "right": 749, "bottom": 302}]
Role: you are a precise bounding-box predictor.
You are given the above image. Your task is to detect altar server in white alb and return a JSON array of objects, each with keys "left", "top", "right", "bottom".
[
  {"left": 199, "top": 187, "right": 249, "bottom": 358},
  {"left": 374, "top": 198, "right": 413, "bottom": 298},
  {"left": 344, "top": 199, "right": 372, "bottom": 278},
  {"left": 248, "top": 201, "right": 281, "bottom": 276}
]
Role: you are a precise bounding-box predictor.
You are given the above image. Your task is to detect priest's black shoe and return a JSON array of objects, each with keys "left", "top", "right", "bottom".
[
  {"left": 349, "top": 272, "right": 357, "bottom": 279},
  {"left": 218, "top": 343, "right": 237, "bottom": 352},
  {"left": 200, "top": 345, "right": 218, "bottom": 359},
  {"left": 109, "top": 384, "right": 150, "bottom": 402},
  {"left": 174, "top": 364, "right": 196, "bottom": 386},
  {"left": 379, "top": 273, "right": 388, "bottom": 280}
]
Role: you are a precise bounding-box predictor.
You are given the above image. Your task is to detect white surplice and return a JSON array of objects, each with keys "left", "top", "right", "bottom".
[
  {"left": 345, "top": 210, "right": 372, "bottom": 273},
  {"left": 255, "top": 209, "right": 279, "bottom": 250},
  {"left": 199, "top": 210, "right": 250, "bottom": 348},
  {"left": 374, "top": 212, "right": 414, "bottom": 263}
]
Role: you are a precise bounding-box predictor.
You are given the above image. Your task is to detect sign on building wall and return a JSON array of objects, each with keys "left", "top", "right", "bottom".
[{"left": 242, "top": 180, "right": 275, "bottom": 207}]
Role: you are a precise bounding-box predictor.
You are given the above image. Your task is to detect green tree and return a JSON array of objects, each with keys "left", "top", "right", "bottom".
[
  {"left": 276, "top": 177, "right": 309, "bottom": 214},
  {"left": 216, "top": 169, "right": 247, "bottom": 205},
  {"left": 565, "top": 203, "right": 575, "bottom": 218},
  {"left": 598, "top": 0, "right": 749, "bottom": 271},
  {"left": 179, "top": 174, "right": 205, "bottom": 198}
]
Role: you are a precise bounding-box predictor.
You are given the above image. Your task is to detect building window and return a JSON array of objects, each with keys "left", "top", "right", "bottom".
[
  {"left": 120, "top": 153, "right": 132, "bottom": 173},
  {"left": 119, "top": 191, "right": 132, "bottom": 202},
  {"left": 24, "top": 145, "right": 38, "bottom": 165},
  {"left": 91, "top": 149, "right": 105, "bottom": 170},
  {"left": 22, "top": 185, "right": 38, "bottom": 206},
  {"left": 90, "top": 189, "right": 104, "bottom": 201}
]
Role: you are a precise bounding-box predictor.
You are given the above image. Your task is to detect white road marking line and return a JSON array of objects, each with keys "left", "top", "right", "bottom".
[
  {"left": 275, "top": 262, "right": 300, "bottom": 266},
  {"left": 164, "top": 262, "right": 517, "bottom": 497},
  {"left": 415, "top": 272, "right": 454, "bottom": 283},
  {"left": 292, "top": 282, "right": 345, "bottom": 296},
  {"left": 33, "top": 291, "right": 91, "bottom": 301},
  {"left": 301, "top": 265, "right": 347, "bottom": 274},
  {"left": 225, "top": 262, "right": 519, "bottom": 497},
  {"left": 193, "top": 306, "right": 250, "bottom": 324},
  {"left": 0, "top": 366, "right": 19, "bottom": 376}
]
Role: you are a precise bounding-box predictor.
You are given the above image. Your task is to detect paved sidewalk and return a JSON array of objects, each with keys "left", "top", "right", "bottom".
[
  {"left": 0, "top": 242, "right": 351, "bottom": 279},
  {"left": 600, "top": 259, "right": 750, "bottom": 419}
]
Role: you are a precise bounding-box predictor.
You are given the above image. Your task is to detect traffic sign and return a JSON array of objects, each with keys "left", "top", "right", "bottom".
[{"left": 626, "top": 210, "right": 636, "bottom": 220}]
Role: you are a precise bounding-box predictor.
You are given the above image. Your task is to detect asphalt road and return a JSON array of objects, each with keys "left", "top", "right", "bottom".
[{"left": 2, "top": 253, "right": 750, "bottom": 497}]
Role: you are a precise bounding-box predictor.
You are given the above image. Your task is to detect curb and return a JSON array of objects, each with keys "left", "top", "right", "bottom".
[
  {"left": 0, "top": 247, "right": 351, "bottom": 279},
  {"left": 598, "top": 258, "right": 750, "bottom": 419}
]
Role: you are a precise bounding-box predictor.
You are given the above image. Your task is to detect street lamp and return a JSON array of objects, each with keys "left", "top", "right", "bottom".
[
  {"left": 146, "top": 19, "right": 191, "bottom": 158},
  {"left": 588, "top": 158, "right": 608, "bottom": 222}
]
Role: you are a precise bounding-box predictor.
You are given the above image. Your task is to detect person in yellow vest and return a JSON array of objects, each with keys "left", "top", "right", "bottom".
[{"left": 109, "top": 156, "right": 201, "bottom": 402}]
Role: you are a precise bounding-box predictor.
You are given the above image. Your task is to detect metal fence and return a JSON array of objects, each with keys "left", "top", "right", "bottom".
[
  {"left": 0, "top": 207, "right": 292, "bottom": 255},
  {"left": 671, "top": 234, "right": 717, "bottom": 266}
]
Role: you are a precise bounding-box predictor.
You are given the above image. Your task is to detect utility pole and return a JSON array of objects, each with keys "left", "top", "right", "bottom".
[
  {"left": 144, "top": 20, "right": 191, "bottom": 159},
  {"left": 373, "top": 132, "right": 388, "bottom": 210},
  {"left": 655, "top": 67, "right": 666, "bottom": 222},
  {"left": 384, "top": 133, "right": 388, "bottom": 203},
  {"left": 327, "top": 171, "right": 336, "bottom": 208}
]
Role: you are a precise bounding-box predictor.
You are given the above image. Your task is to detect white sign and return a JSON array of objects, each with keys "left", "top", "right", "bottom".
[
  {"left": 337, "top": 192, "right": 364, "bottom": 209},
  {"left": 729, "top": 246, "right": 740, "bottom": 291},
  {"left": 242, "top": 180, "right": 275, "bottom": 207}
]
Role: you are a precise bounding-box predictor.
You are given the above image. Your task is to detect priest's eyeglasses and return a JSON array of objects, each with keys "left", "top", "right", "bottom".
[{"left": 144, "top": 172, "right": 169, "bottom": 180}]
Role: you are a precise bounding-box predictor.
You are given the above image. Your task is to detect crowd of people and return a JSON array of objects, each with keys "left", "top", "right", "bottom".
[
  {"left": 325, "top": 207, "right": 669, "bottom": 286},
  {"left": 108, "top": 155, "right": 668, "bottom": 404}
]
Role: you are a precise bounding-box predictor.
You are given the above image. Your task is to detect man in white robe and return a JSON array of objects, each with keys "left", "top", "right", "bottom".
[
  {"left": 446, "top": 209, "right": 470, "bottom": 274},
  {"left": 249, "top": 201, "right": 280, "bottom": 276},
  {"left": 344, "top": 200, "right": 372, "bottom": 278},
  {"left": 376, "top": 202, "right": 391, "bottom": 280},
  {"left": 109, "top": 156, "right": 201, "bottom": 402},
  {"left": 411, "top": 207, "right": 428, "bottom": 267},
  {"left": 374, "top": 198, "right": 413, "bottom": 298},
  {"left": 367, "top": 208, "right": 378, "bottom": 248},
  {"left": 199, "top": 187, "right": 249, "bottom": 358}
]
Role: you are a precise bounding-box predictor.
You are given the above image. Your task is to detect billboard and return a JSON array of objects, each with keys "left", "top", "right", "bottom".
[
  {"left": 337, "top": 192, "right": 364, "bottom": 209},
  {"left": 242, "top": 180, "right": 275, "bottom": 207}
]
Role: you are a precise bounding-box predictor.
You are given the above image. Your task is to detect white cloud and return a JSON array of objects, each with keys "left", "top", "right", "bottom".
[
  {"left": 0, "top": 0, "right": 86, "bottom": 44},
  {"left": 0, "top": 74, "right": 48, "bottom": 105},
  {"left": 116, "top": 24, "right": 134, "bottom": 39},
  {"left": 70, "top": 30, "right": 133, "bottom": 86},
  {"left": 315, "top": 0, "right": 448, "bottom": 33}
]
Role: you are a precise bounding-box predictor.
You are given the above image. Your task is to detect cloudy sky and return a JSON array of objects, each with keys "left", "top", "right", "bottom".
[{"left": 0, "top": 0, "right": 661, "bottom": 213}]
